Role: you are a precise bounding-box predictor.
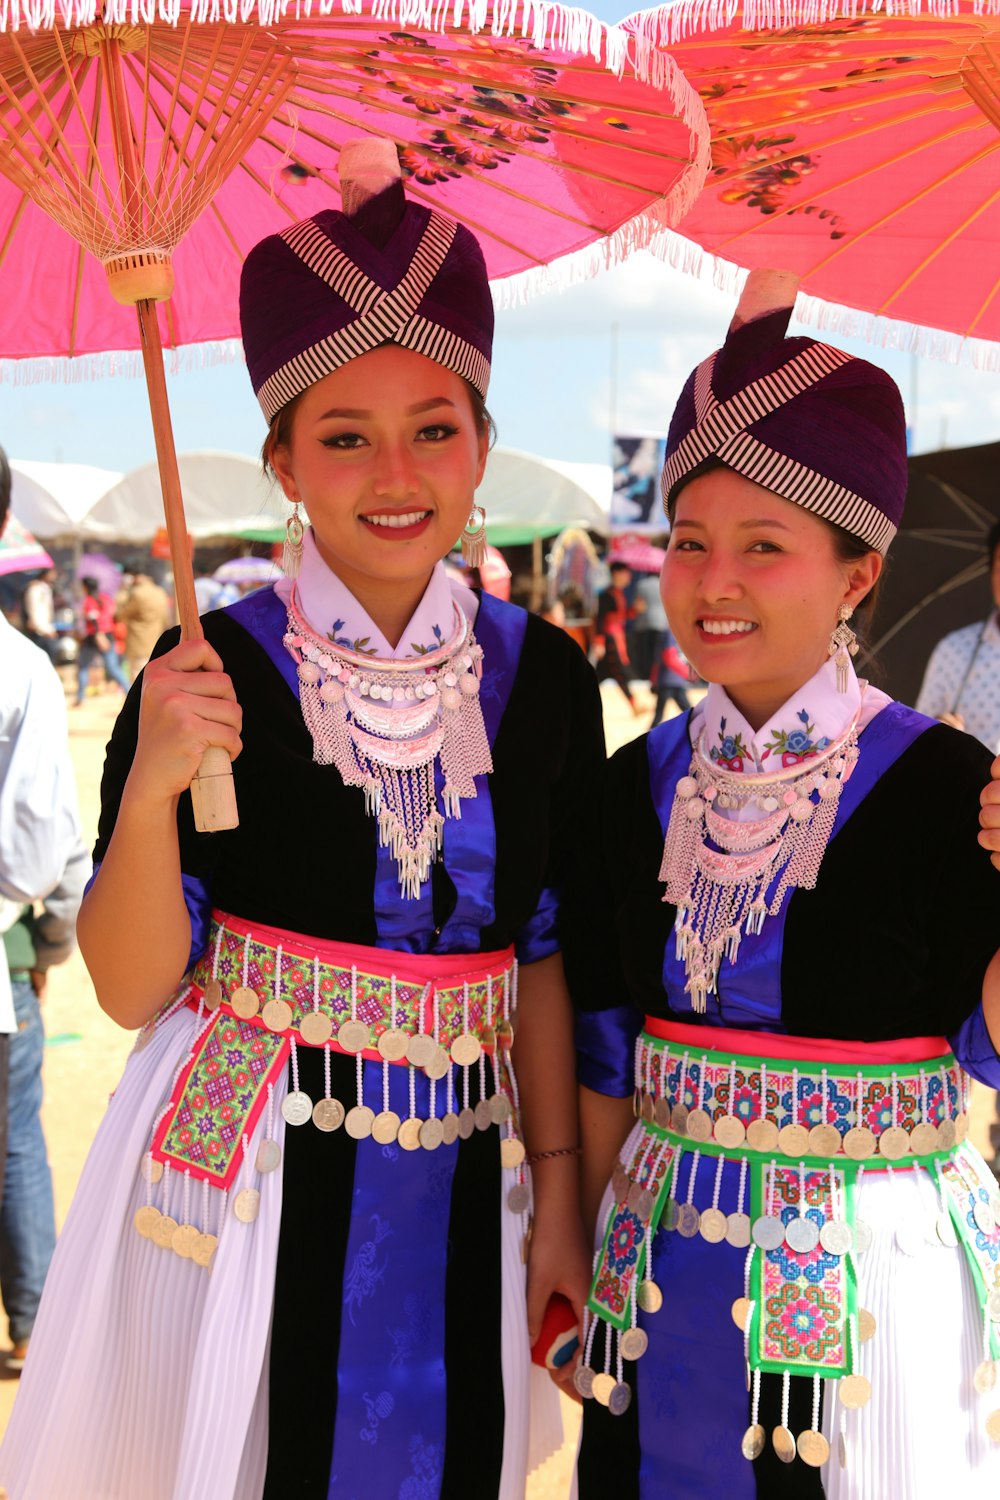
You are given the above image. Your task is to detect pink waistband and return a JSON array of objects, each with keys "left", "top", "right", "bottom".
[
  {"left": 214, "top": 910, "right": 514, "bottom": 985},
  {"left": 644, "top": 1016, "right": 951, "bottom": 1067}
]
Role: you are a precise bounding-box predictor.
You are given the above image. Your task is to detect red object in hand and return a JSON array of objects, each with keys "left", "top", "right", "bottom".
[{"left": 531, "top": 1294, "right": 580, "bottom": 1370}]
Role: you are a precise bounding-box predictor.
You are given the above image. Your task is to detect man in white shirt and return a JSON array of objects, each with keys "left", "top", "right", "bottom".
[
  {"left": 0, "top": 445, "right": 83, "bottom": 1371},
  {"left": 916, "top": 521, "right": 1000, "bottom": 754},
  {"left": 21, "top": 570, "right": 59, "bottom": 663}
]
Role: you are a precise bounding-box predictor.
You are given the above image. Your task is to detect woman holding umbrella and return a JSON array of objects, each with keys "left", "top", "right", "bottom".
[
  {"left": 0, "top": 140, "right": 599, "bottom": 1500},
  {"left": 575, "top": 273, "right": 1000, "bottom": 1499}
]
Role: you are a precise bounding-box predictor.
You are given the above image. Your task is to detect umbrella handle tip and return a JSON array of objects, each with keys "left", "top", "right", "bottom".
[{"left": 190, "top": 747, "right": 239, "bottom": 833}]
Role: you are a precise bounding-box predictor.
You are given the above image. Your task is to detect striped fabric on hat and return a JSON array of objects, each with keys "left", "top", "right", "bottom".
[
  {"left": 662, "top": 308, "right": 908, "bottom": 555},
  {"left": 255, "top": 210, "right": 490, "bottom": 424}
]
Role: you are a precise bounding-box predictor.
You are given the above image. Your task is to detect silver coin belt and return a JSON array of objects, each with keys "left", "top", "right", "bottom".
[
  {"left": 131, "top": 917, "right": 531, "bottom": 1270},
  {"left": 577, "top": 1031, "right": 1000, "bottom": 1461}
]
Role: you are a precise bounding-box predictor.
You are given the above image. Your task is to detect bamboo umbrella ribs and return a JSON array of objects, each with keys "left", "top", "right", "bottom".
[{"left": 0, "top": 4, "right": 711, "bottom": 831}]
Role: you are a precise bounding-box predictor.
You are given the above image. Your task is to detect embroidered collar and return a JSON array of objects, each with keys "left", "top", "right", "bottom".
[
  {"left": 698, "top": 657, "right": 862, "bottom": 774},
  {"left": 274, "top": 528, "right": 465, "bottom": 659}
]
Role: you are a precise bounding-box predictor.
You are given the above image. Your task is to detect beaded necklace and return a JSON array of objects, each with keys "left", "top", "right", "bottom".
[
  {"left": 283, "top": 587, "right": 492, "bottom": 898},
  {"left": 659, "top": 709, "right": 861, "bottom": 1011}
]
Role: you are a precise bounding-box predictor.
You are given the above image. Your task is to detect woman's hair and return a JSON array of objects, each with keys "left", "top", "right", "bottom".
[{"left": 260, "top": 375, "right": 496, "bottom": 477}]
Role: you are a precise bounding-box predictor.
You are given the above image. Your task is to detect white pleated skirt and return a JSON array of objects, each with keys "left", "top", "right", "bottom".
[{"left": 0, "top": 1006, "right": 558, "bottom": 1499}]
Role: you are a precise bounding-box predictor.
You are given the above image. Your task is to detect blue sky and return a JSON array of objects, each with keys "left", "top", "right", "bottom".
[{"left": 2, "top": 0, "right": 998, "bottom": 479}]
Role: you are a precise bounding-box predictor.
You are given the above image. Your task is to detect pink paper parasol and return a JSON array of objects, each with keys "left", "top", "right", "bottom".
[
  {"left": 0, "top": 0, "right": 709, "bottom": 827},
  {"left": 0, "top": 513, "right": 54, "bottom": 576},
  {"left": 626, "top": 2, "right": 1000, "bottom": 364}
]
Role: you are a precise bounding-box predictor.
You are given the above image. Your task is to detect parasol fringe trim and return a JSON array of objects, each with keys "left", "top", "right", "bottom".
[
  {"left": 0, "top": 0, "right": 659, "bottom": 69},
  {"left": 641, "top": 227, "right": 1000, "bottom": 373},
  {"left": 0, "top": 336, "right": 246, "bottom": 386},
  {"left": 624, "top": 0, "right": 999, "bottom": 47}
]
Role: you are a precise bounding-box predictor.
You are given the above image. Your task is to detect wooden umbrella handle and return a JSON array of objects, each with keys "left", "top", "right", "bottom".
[{"left": 136, "top": 299, "right": 239, "bottom": 832}]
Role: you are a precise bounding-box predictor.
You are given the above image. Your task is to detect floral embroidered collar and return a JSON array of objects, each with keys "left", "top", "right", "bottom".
[
  {"left": 699, "top": 656, "right": 863, "bottom": 773},
  {"left": 273, "top": 527, "right": 472, "bottom": 659}
]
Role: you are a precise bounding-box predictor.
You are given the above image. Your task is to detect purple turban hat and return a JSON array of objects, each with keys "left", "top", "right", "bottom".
[
  {"left": 240, "top": 139, "right": 494, "bottom": 424},
  {"left": 662, "top": 271, "right": 907, "bottom": 555}
]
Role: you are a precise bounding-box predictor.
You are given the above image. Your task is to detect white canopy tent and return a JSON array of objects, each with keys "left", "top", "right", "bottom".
[
  {"left": 10, "top": 460, "right": 123, "bottom": 539},
  {"left": 477, "top": 448, "right": 610, "bottom": 545},
  {"left": 81, "top": 451, "right": 283, "bottom": 543}
]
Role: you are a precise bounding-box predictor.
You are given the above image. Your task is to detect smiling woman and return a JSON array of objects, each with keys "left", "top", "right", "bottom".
[
  {"left": 576, "top": 271, "right": 1000, "bottom": 1500},
  {"left": 0, "top": 139, "right": 608, "bottom": 1500}
]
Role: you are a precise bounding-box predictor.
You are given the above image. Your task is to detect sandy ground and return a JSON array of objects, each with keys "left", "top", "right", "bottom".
[{"left": 0, "top": 675, "right": 995, "bottom": 1500}]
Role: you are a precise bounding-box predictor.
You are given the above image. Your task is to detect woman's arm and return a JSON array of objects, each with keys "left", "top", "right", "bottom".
[
  {"left": 514, "top": 951, "right": 591, "bottom": 1354},
  {"left": 580, "top": 1084, "right": 634, "bottom": 1241},
  {"left": 78, "top": 638, "right": 242, "bottom": 1030}
]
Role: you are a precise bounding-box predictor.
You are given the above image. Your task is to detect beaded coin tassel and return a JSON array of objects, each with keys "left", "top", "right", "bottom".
[
  {"left": 284, "top": 592, "right": 492, "bottom": 898},
  {"left": 659, "top": 716, "right": 860, "bottom": 1011}
]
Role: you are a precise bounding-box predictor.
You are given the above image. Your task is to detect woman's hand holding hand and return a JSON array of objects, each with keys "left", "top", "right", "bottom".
[
  {"left": 979, "top": 754, "right": 1000, "bottom": 870},
  {"left": 526, "top": 1198, "right": 591, "bottom": 1400},
  {"left": 127, "top": 640, "right": 243, "bottom": 805}
]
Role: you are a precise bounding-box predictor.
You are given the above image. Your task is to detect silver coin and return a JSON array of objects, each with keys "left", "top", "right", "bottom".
[
  {"left": 299, "top": 1011, "right": 333, "bottom": 1047},
  {"left": 620, "top": 1327, "right": 649, "bottom": 1361},
  {"left": 820, "top": 1219, "right": 854, "bottom": 1256},
  {"left": 654, "top": 1097, "right": 672, "bottom": 1129},
  {"left": 976, "top": 1360, "right": 998, "bottom": 1395},
  {"left": 507, "top": 1183, "right": 531, "bottom": 1214},
  {"left": 573, "top": 1365, "right": 595, "bottom": 1399},
  {"left": 636, "top": 1280, "right": 663, "bottom": 1314},
  {"left": 909, "top": 1122, "right": 940, "bottom": 1156},
  {"left": 611, "top": 1163, "right": 630, "bottom": 1200},
  {"left": 752, "top": 1215, "right": 786, "bottom": 1251},
  {"left": 699, "top": 1207, "right": 728, "bottom": 1244},
  {"left": 895, "top": 1219, "right": 925, "bottom": 1257},
  {"left": 474, "top": 1099, "right": 493, "bottom": 1132},
  {"left": 635, "top": 1188, "right": 655, "bottom": 1223},
  {"left": 839, "top": 1374, "right": 872, "bottom": 1410},
  {"left": 661, "top": 1199, "right": 680, "bottom": 1233},
  {"left": 741, "top": 1423, "right": 765, "bottom": 1461},
  {"left": 406, "top": 1032, "right": 437, "bottom": 1069},
  {"left": 853, "top": 1218, "right": 873, "bottom": 1253},
  {"left": 772, "top": 1425, "right": 796, "bottom": 1464},
  {"left": 685, "top": 1108, "right": 713, "bottom": 1142},
  {"left": 281, "top": 1090, "right": 313, "bottom": 1126},
  {"left": 457, "top": 1107, "right": 476, "bottom": 1140},
  {"left": 923, "top": 1211, "right": 943, "bottom": 1247},
  {"left": 420, "top": 1117, "right": 444, "bottom": 1151},
  {"left": 608, "top": 1381, "right": 633, "bottom": 1417},
  {"left": 987, "top": 1288, "right": 1000, "bottom": 1322},
  {"left": 677, "top": 1203, "right": 701, "bottom": 1238},
  {"left": 255, "top": 1138, "right": 282, "bottom": 1173},
  {"left": 424, "top": 1047, "right": 451, "bottom": 1082},
  {"left": 878, "top": 1126, "right": 910, "bottom": 1161},
  {"left": 785, "top": 1216, "right": 820, "bottom": 1254},
  {"left": 489, "top": 1093, "right": 511, "bottom": 1125},
  {"left": 233, "top": 1187, "right": 260, "bottom": 1223},
  {"left": 141, "top": 1156, "right": 164, "bottom": 1184},
  {"left": 313, "top": 1098, "right": 347, "bottom": 1133},
  {"left": 975, "top": 1201, "right": 997, "bottom": 1236},
  {"left": 371, "top": 1109, "right": 401, "bottom": 1144},
  {"left": 337, "top": 1019, "right": 370, "bottom": 1055},
  {"left": 671, "top": 1103, "right": 689, "bottom": 1134},
  {"left": 936, "top": 1210, "right": 959, "bottom": 1248},
  {"left": 726, "top": 1211, "right": 752, "bottom": 1249},
  {"left": 441, "top": 1113, "right": 460, "bottom": 1146},
  {"left": 376, "top": 1027, "right": 409, "bottom": 1062},
  {"left": 344, "top": 1104, "right": 375, "bottom": 1140}
]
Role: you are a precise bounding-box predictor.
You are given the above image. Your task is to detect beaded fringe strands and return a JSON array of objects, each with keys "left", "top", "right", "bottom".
[
  {"left": 660, "top": 715, "right": 860, "bottom": 1010},
  {"left": 284, "top": 590, "right": 492, "bottom": 899}
]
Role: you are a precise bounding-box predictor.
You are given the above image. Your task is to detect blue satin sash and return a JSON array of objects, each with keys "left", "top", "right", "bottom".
[{"left": 647, "top": 701, "right": 932, "bottom": 1029}]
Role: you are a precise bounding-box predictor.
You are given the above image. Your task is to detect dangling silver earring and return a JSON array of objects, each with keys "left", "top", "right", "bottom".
[
  {"left": 460, "top": 504, "right": 487, "bottom": 569},
  {"left": 283, "top": 501, "right": 305, "bottom": 578},
  {"left": 829, "top": 603, "right": 859, "bottom": 692}
]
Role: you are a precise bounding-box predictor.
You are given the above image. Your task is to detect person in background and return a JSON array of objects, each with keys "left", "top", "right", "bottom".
[
  {"left": 0, "top": 443, "right": 82, "bottom": 1372},
  {"left": 630, "top": 570, "right": 668, "bottom": 682},
  {"left": 22, "top": 570, "right": 59, "bottom": 664},
  {"left": 916, "top": 521, "right": 1000, "bottom": 751},
  {"left": 115, "top": 563, "right": 170, "bottom": 680},
  {"left": 649, "top": 623, "right": 693, "bottom": 727},
  {"left": 75, "top": 576, "right": 130, "bottom": 705},
  {"left": 594, "top": 560, "right": 641, "bottom": 715},
  {"left": 192, "top": 566, "right": 222, "bottom": 616},
  {"left": 0, "top": 834, "right": 88, "bottom": 1371}
]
